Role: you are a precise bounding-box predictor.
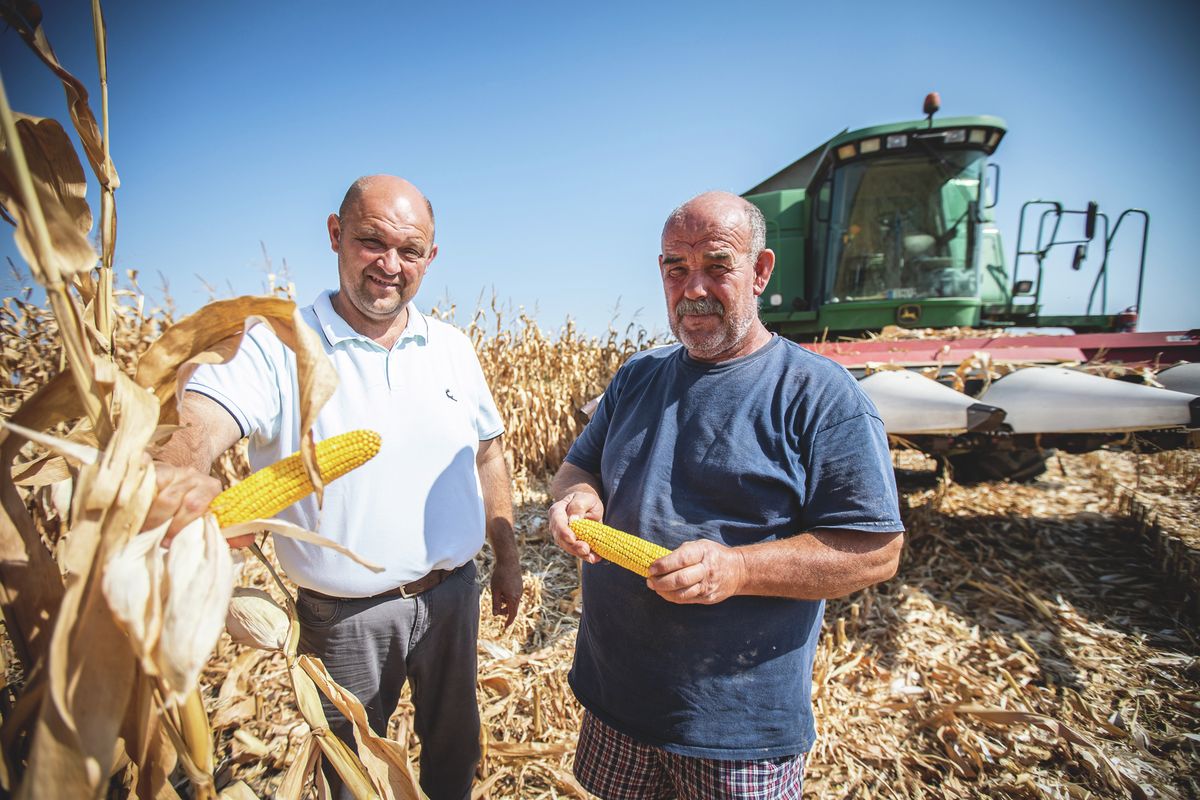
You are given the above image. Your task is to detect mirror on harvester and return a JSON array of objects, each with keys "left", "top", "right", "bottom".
[{"left": 1072, "top": 244, "right": 1087, "bottom": 271}]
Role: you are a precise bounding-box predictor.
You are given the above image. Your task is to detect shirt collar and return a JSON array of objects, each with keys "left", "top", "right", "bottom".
[{"left": 313, "top": 290, "right": 429, "bottom": 349}]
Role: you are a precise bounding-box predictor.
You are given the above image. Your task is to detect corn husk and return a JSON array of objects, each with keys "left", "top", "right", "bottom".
[
  {"left": 225, "top": 589, "right": 289, "bottom": 652},
  {"left": 102, "top": 514, "right": 235, "bottom": 704}
]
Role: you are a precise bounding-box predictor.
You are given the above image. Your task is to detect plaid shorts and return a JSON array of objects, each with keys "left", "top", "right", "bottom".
[{"left": 573, "top": 710, "right": 806, "bottom": 800}]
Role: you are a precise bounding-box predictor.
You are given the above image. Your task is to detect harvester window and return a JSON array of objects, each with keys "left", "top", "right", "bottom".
[{"left": 827, "top": 151, "right": 985, "bottom": 302}]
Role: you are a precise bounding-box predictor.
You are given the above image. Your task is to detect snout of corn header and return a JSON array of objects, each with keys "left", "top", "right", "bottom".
[
  {"left": 568, "top": 518, "right": 671, "bottom": 578},
  {"left": 209, "top": 429, "right": 382, "bottom": 527}
]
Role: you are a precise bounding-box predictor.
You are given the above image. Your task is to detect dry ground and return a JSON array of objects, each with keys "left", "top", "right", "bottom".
[{"left": 204, "top": 448, "right": 1199, "bottom": 799}]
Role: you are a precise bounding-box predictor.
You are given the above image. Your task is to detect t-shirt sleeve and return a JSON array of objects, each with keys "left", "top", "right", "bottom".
[
  {"left": 186, "top": 328, "right": 285, "bottom": 442},
  {"left": 563, "top": 366, "right": 625, "bottom": 475},
  {"left": 802, "top": 412, "right": 903, "bottom": 533},
  {"left": 466, "top": 344, "right": 504, "bottom": 440}
]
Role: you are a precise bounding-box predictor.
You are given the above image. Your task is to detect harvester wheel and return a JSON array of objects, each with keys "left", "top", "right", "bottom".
[{"left": 944, "top": 448, "right": 1051, "bottom": 484}]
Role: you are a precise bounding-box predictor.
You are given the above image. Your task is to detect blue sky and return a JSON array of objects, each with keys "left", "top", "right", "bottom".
[{"left": 3, "top": 0, "right": 1198, "bottom": 337}]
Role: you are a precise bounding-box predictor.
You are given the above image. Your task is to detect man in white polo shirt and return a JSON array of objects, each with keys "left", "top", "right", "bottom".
[{"left": 155, "top": 174, "right": 522, "bottom": 800}]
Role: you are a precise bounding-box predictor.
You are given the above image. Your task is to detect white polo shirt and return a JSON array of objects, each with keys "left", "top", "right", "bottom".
[{"left": 188, "top": 291, "right": 504, "bottom": 597}]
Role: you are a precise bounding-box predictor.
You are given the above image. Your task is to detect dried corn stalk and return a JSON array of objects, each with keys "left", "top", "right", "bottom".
[{"left": 0, "top": 3, "right": 414, "bottom": 798}]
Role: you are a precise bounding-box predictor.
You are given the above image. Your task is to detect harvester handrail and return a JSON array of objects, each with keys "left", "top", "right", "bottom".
[
  {"left": 1011, "top": 199, "right": 1063, "bottom": 314},
  {"left": 1083, "top": 208, "right": 1150, "bottom": 316},
  {"left": 1012, "top": 199, "right": 1149, "bottom": 324}
]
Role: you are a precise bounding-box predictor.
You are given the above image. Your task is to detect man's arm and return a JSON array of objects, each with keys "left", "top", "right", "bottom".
[
  {"left": 546, "top": 457, "right": 902, "bottom": 600},
  {"left": 146, "top": 392, "right": 245, "bottom": 543},
  {"left": 156, "top": 392, "right": 243, "bottom": 473},
  {"left": 476, "top": 435, "right": 522, "bottom": 627},
  {"left": 646, "top": 528, "right": 904, "bottom": 605},
  {"left": 547, "top": 460, "right": 605, "bottom": 564}
]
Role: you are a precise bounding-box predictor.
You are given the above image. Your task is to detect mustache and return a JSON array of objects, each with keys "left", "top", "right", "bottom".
[{"left": 675, "top": 298, "right": 725, "bottom": 317}]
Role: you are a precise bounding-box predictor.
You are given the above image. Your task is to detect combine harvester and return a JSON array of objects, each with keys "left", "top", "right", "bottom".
[{"left": 742, "top": 93, "right": 1198, "bottom": 481}]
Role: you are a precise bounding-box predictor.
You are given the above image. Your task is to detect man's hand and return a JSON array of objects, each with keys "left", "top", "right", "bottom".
[
  {"left": 548, "top": 491, "right": 605, "bottom": 564},
  {"left": 647, "top": 539, "right": 748, "bottom": 605},
  {"left": 145, "top": 462, "right": 255, "bottom": 548},
  {"left": 490, "top": 550, "right": 523, "bottom": 628}
]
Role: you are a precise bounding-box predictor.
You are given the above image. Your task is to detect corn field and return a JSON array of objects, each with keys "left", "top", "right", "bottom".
[{"left": 2, "top": 3, "right": 1199, "bottom": 799}]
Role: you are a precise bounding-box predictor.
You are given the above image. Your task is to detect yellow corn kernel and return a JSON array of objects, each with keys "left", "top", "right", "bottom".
[
  {"left": 568, "top": 518, "right": 671, "bottom": 578},
  {"left": 209, "top": 429, "right": 381, "bottom": 527}
]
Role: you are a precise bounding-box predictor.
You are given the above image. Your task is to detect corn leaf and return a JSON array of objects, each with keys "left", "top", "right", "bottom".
[
  {"left": 281, "top": 629, "right": 376, "bottom": 800},
  {"left": 156, "top": 516, "right": 235, "bottom": 704},
  {"left": 102, "top": 522, "right": 167, "bottom": 674},
  {"left": 0, "top": 114, "right": 96, "bottom": 282},
  {"left": 135, "top": 297, "right": 337, "bottom": 502},
  {"left": 220, "top": 518, "right": 383, "bottom": 573},
  {"left": 275, "top": 733, "right": 319, "bottom": 800},
  {"left": 299, "top": 655, "right": 426, "bottom": 800},
  {"left": 16, "top": 370, "right": 157, "bottom": 799},
  {"left": 0, "top": 0, "right": 120, "bottom": 191},
  {"left": 217, "top": 780, "right": 260, "bottom": 800}
]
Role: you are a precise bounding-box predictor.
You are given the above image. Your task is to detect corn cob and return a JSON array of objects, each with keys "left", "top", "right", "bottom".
[
  {"left": 209, "top": 429, "right": 381, "bottom": 527},
  {"left": 225, "top": 587, "right": 290, "bottom": 651},
  {"left": 568, "top": 518, "right": 671, "bottom": 577}
]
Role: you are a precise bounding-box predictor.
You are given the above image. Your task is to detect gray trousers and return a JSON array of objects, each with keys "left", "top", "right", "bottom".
[{"left": 297, "top": 561, "right": 482, "bottom": 800}]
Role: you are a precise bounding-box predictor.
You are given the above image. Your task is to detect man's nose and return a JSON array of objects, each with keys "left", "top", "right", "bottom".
[
  {"left": 375, "top": 248, "right": 403, "bottom": 274},
  {"left": 681, "top": 271, "right": 708, "bottom": 299}
]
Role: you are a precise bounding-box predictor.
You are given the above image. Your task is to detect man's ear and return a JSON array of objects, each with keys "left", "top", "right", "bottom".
[
  {"left": 327, "top": 213, "right": 341, "bottom": 253},
  {"left": 753, "top": 249, "right": 775, "bottom": 296},
  {"left": 424, "top": 242, "right": 439, "bottom": 270}
]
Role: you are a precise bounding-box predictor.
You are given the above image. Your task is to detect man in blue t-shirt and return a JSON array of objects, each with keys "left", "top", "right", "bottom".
[{"left": 548, "top": 191, "right": 904, "bottom": 799}]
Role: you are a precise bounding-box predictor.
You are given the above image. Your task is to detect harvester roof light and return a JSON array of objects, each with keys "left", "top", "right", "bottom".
[
  {"left": 837, "top": 143, "right": 857, "bottom": 160},
  {"left": 886, "top": 134, "right": 908, "bottom": 149},
  {"left": 943, "top": 129, "right": 966, "bottom": 143},
  {"left": 987, "top": 131, "right": 1002, "bottom": 148},
  {"left": 859, "top": 137, "right": 881, "bottom": 154},
  {"left": 968, "top": 129, "right": 987, "bottom": 144},
  {"left": 769, "top": 293, "right": 783, "bottom": 307}
]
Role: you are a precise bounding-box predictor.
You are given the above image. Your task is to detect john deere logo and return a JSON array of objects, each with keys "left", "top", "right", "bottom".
[{"left": 897, "top": 304, "right": 922, "bottom": 324}]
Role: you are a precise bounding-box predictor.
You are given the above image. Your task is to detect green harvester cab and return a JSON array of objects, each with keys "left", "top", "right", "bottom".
[{"left": 745, "top": 96, "right": 1148, "bottom": 337}]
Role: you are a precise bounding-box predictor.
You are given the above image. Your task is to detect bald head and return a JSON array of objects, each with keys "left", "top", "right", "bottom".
[
  {"left": 339, "top": 175, "right": 435, "bottom": 237},
  {"left": 662, "top": 191, "right": 766, "bottom": 261},
  {"left": 657, "top": 190, "right": 776, "bottom": 361},
  {"left": 327, "top": 174, "right": 440, "bottom": 343}
]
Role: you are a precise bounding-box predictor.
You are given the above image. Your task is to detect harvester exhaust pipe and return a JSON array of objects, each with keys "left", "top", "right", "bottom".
[{"left": 923, "top": 92, "right": 941, "bottom": 127}]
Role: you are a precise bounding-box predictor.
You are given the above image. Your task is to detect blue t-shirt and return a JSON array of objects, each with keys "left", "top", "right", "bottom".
[{"left": 564, "top": 335, "right": 902, "bottom": 759}]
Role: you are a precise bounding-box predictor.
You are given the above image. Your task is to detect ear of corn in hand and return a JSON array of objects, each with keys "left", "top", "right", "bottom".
[
  {"left": 209, "top": 429, "right": 381, "bottom": 527},
  {"left": 568, "top": 518, "right": 671, "bottom": 578}
]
